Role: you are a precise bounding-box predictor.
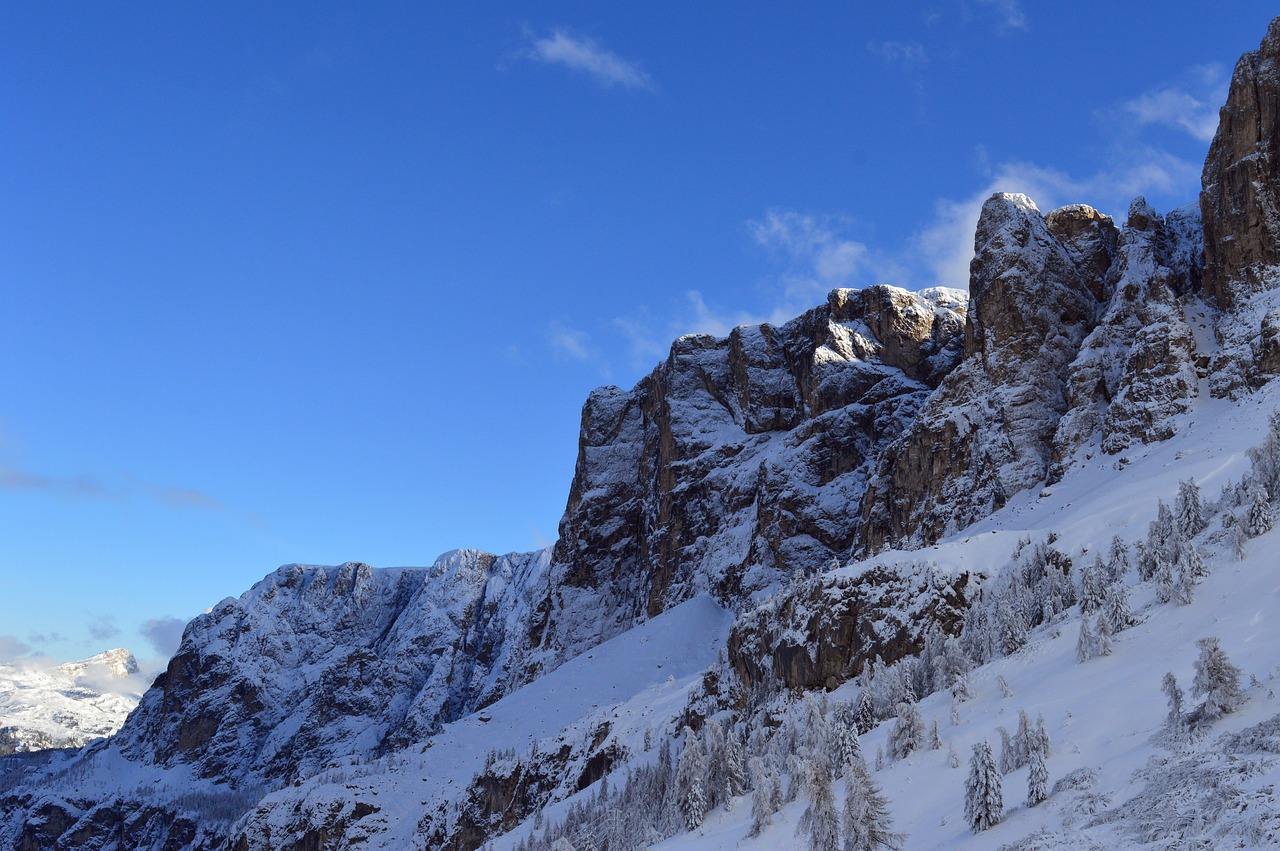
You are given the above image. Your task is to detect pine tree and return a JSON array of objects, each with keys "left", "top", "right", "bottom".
[
  {"left": 1162, "top": 671, "right": 1186, "bottom": 737},
  {"left": 1107, "top": 535, "right": 1131, "bottom": 582},
  {"left": 928, "top": 718, "right": 942, "bottom": 751},
  {"left": 964, "top": 741, "right": 1002, "bottom": 833},
  {"left": 947, "top": 742, "right": 961, "bottom": 769},
  {"left": 1191, "top": 636, "right": 1245, "bottom": 722},
  {"left": 1076, "top": 615, "right": 1095, "bottom": 663},
  {"left": 843, "top": 756, "right": 903, "bottom": 851},
  {"left": 853, "top": 690, "right": 876, "bottom": 735},
  {"left": 1013, "top": 709, "right": 1032, "bottom": 768},
  {"left": 676, "top": 726, "right": 707, "bottom": 830},
  {"left": 797, "top": 753, "right": 840, "bottom": 851},
  {"left": 1154, "top": 555, "right": 1175, "bottom": 604},
  {"left": 1101, "top": 581, "right": 1132, "bottom": 635},
  {"left": 1247, "top": 483, "right": 1273, "bottom": 537},
  {"left": 748, "top": 756, "right": 780, "bottom": 837},
  {"left": 1096, "top": 613, "right": 1113, "bottom": 656},
  {"left": 887, "top": 702, "right": 925, "bottom": 761},
  {"left": 997, "top": 726, "right": 1016, "bottom": 775},
  {"left": 830, "top": 703, "right": 863, "bottom": 776},
  {"left": 1026, "top": 738, "right": 1049, "bottom": 807},
  {"left": 703, "top": 720, "right": 727, "bottom": 809},
  {"left": 997, "top": 596, "right": 1028, "bottom": 656},
  {"left": 724, "top": 728, "right": 748, "bottom": 807},
  {"left": 1176, "top": 479, "right": 1206, "bottom": 538},
  {"left": 1079, "top": 557, "right": 1107, "bottom": 614}
]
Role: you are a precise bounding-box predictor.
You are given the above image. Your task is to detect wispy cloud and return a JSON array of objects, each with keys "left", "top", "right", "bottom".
[
  {"left": 869, "top": 40, "right": 929, "bottom": 70},
  {"left": 140, "top": 616, "right": 186, "bottom": 658},
  {"left": 912, "top": 147, "right": 1200, "bottom": 289},
  {"left": 521, "top": 27, "right": 654, "bottom": 92},
  {"left": 0, "top": 635, "right": 32, "bottom": 662},
  {"left": 1120, "top": 64, "right": 1228, "bottom": 142},
  {"left": 975, "top": 0, "right": 1028, "bottom": 31},
  {"left": 87, "top": 614, "right": 120, "bottom": 642},
  {"left": 548, "top": 320, "right": 594, "bottom": 362},
  {"left": 0, "top": 455, "right": 244, "bottom": 519}
]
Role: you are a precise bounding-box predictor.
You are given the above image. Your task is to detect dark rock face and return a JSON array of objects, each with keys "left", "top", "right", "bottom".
[
  {"left": 727, "top": 565, "right": 971, "bottom": 695},
  {"left": 1052, "top": 199, "right": 1202, "bottom": 465},
  {"left": 1202, "top": 16, "right": 1280, "bottom": 309},
  {"left": 545, "top": 285, "right": 966, "bottom": 647},
  {"left": 858, "top": 195, "right": 1113, "bottom": 551}
]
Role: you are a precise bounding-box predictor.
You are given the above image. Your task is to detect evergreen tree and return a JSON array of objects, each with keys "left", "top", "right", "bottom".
[
  {"left": 1079, "top": 557, "right": 1107, "bottom": 614},
  {"left": 843, "top": 756, "right": 903, "bottom": 851},
  {"left": 1162, "top": 671, "right": 1186, "bottom": 737},
  {"left": 947, "top": 742, "right": 961, "bottom": 769},
  {"left": 997, "top": 597, "right": 1028, "bottom": 656},
  {"left": 853, "top": 690, "right": 876, "bottom": 735},
  {"left": 1076, "top": 615, "right": 1095, "bottom": 663},
  {"left": 1034, "top": 714, "right": 1051, "bottom": 759},
  {"left": 1013, "top": 709, "right": 1032, "bottom": 768},
  {"left": 1096, "top": 613, "right": 1113, "bottom": 656},
  {"left": 1247, "top": 483, "right": 1273, "bottom": 537},
  {"left": 1107, "top": 535, "right": 1131, "bottom": 582},
  {"left": 748, "top": 756, "right": 779, "bottom": 837},
  {"left": 676, "top": 726, "right": 707, "bottom": 830},
  {"left": 702, "top": 720, "right": 727, "bottom": 809},
  {"left": 1176, "top": 478, "right": 1206, "bottom": 538},
  {"left": 928, "top": 718, "right": 942, "bottom": 751},
  {"left": 1026, "top": 738, "right": 1049, "bottom": 807},
  {"left": 1154, "top": 555, "right": 1176, "bottom": 604},
  {"left": 797, "top": 753, "right": 840, "bottom": 851},
  {"left": 1101, "top": 581, "right": 1132, "bottom": 635},
  {"left": 997, "top": 726, "right": 1016, "bottom": 775},
  {"left": 724, "top": 728, "right": 748, "bottom": 807},
  {"left": 830, "top": 703, "right": 863, "bottom": 776},
  {"left": 964, "top": 741, "right": 1002, "bottom": 833},
  {"left": 888, "top": 702, "right": 925, "bottom": 761},
  {"left": 1192, "top": 636, "right": 1245, "bottom": 721}
]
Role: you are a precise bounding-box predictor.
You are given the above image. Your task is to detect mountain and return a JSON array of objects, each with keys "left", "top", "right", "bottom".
[
  {"left": 0, "top": 649, "right": 143, "bottom": 755},
  {"left": 6, "top": 14, "right": 1280, "bottom": 851}
]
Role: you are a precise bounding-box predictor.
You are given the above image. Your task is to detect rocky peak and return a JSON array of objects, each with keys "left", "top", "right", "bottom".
[
  {"left": 858, "top": 193, "right": 1112, "bottom": 550},
  {"left": 1201, "top": 16, "right": 1280, "bottom": 308},
  {"left": 1044, "top": 203, "right": 1120, "bottom": 299}
]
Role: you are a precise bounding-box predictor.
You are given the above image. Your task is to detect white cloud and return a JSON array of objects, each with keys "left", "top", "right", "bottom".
[
  {"left": 869, "top": 40, "right": 929, "bottom": 70},
  {"left": 140, "top": 616, "right": 186, "bottom": 658},
  {"left": 1121, "top": 65, "right": 1228, "bottom": 143},
  {"left": 548, "top": 320, "right": 593, "bottom": 362},
  {"left": 522, "top": 28, "right": 654, "bottom": 92},
  {"left": 913, "top": 148, "right": 1201, "bottom": 289},
  {"left": 975, "top": 0, "right": 1027, "bottom": 31}
]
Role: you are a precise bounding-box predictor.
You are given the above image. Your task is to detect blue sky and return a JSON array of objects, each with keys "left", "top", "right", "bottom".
[{"left": 0, "top": 2, "right": 1273, "bottom": 668}]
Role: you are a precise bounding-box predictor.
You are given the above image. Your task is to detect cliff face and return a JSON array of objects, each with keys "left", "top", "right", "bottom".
[
  {"left": 540, "top": 285, "right": 965, "bottom": 656},
  {"left": 1202, "top": 16, "right": 1280, "bottom": 310}
]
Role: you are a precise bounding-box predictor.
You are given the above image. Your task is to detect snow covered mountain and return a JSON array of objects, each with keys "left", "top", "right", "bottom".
[
  {"left": 0, "top": 649, "right": 143, "bottom": 755},
  {"left": 7, "top": 14, "right": 1280, "bottom": 851}
]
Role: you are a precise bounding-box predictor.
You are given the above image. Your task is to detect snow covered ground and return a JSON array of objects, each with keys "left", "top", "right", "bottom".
[{"left": 491, "top": 364, "right": 1280, "bottom": 849}]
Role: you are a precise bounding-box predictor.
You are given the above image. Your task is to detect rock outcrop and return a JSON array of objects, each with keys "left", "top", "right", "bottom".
[
  {"left": 1051, "top": 199, "right": 1202, "bottom": 466},
  {"left": 542, "top": 284, "right": 965, "bottom": 656},
  {"left": 1202, "top": 16, "right": 1280, "bottom": 309},
  {"left": 858, "top": 195, "right": 1113, "bottom": 550},
  {"left": 116, "top": 551, "right": 551, "bottom": 784}
]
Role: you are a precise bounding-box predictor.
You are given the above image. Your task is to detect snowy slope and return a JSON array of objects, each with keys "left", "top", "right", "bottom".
[
  {"left": 495, "top": 378, "right": 1280, "bottom": 850},
  {"left": 0, "top": 649, "right": 144, "bottom": 754}
]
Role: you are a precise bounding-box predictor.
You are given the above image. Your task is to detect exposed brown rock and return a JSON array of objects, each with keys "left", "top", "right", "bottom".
[{"left": 1202, "top": 16, "right": 1280, "bottom": 308}]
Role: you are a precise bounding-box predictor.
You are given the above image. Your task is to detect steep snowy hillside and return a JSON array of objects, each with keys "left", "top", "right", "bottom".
[
  {"left": 491, "top": 349, "right": 1280, "bottom": 850},
  {"left": 0, "top": 649, "right": 143, "bottom": 754},
  {"left": 6, "top": 13, "right": 1280, "bottom": 851}
]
